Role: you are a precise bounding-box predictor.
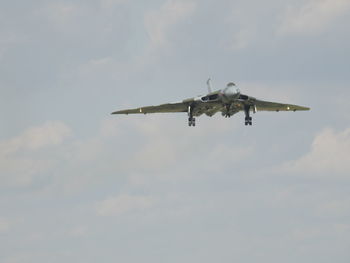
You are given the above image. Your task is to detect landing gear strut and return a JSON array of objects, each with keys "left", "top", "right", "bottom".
[
  {"left": 188, "top": 105, "right": 196, "bottom": 127},
  {"left": 224, "top": 104, "right": 231, "bottom": 118},
  {"left": 244, "top": 105, "right": 252, "bottom": 126}
]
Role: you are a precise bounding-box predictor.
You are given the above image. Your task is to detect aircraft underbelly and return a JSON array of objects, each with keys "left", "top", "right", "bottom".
[{"left": 193, "top": 102, "right": 223, "bottom": 117}]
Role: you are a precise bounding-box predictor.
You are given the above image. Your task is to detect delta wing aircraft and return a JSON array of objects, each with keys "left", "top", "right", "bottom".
[{"left": 112, "top": 79, "right": 310, "bottom": 127}]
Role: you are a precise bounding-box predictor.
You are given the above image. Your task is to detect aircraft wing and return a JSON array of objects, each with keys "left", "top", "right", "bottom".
[
  {"left": 254, "top": 99, "right": 310, "bottom": 112},
  {"left": 111, "top": 102, "right": 188, "bottom": 115}
]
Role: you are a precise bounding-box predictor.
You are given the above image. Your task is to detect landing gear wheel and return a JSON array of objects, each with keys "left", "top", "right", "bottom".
[
  {"left": 188, "top": 117, "right": 196, "bottom": 127},
  {"left": 244, "top": 117, "right": 252, "bottom": 126}
]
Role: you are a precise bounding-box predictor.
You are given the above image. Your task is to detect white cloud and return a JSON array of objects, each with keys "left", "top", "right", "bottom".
[
  {"left": 144, "top": 0, "right": 196, "bottom": 47},
  {"left": 68, "top": 225, "right": 88, "bottom": 237},
  {"left": 78, "top": 57, "right": 115, "bottom": 75},
  {"left": 0, "top": 121, "right": 71, "bottom": 156},
  {"left": 0, "top": 114, "right": 247, "bottom": 191},
  {"left": 76, "top": 57, "right": 128, "bottom": 84},
  {"left": 41, "top": 2, "right": 80, "bottom": 30},
  {"left": 333, "top": 223, "right": 350, "bottom": 234},
  {"left": 315, "top": 199, "right": 350, "bottom": 218},
  {"left": 225, "top": 28, "right": 256, "bottom": 50},
  {"left": 40, "top": 1, "right": 129, "bottom": 36},
  {"left": 0, "top": 121, "right": 71, "bottom": 186},
  {"left": 0, "top": 158, "right": 53, "bottom": 186},
  {"left": 117, "top": 115, "right": 247, "bottom": 174},
  {"left": 100, "top": 0, "right": 127, "bottom": 8},
  {"left": 0, "top": 33, "right": 27, "bottom": 61},
  {"left": 290, "top": 226, "right": 323, "bottom": 240},
  {"left": 99, "top": 118, "right": 125, "bottom": 138},
  {"left": 279, "top": 0, "right": 350, "bottom": 35},
  {"left": 223, "top": 6, "right": 260, "bottom": 51},
  {"left": 280, "top": 127, "right": 350, "bottom": 175},
  {"left": 96, "top": 194, "right": 155, "bottom": 216},
  {"left": 290, "top": 223, "right": 350, "bottom": 242}
]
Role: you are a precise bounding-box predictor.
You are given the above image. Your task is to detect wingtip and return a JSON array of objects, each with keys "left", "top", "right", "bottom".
[{"left": 296, "top": 106, "right": 310, "bottom": 111}]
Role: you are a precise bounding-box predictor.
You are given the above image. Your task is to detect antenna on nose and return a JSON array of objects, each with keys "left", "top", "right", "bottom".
[{"left": 207, "top": 78, "right": 212, "bottom": 93}]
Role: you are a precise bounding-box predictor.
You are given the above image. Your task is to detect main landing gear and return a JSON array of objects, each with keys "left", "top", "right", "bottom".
[
  {"left": 244, "top": 105, "right": 252, "bottom": 126},
  {"left": 188, "top": 105, "right": 196, "bottom": 127}
]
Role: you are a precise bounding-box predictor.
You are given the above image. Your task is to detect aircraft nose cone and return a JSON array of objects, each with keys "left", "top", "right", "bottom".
[{"left": 223, "top": 85, "right": 238, "bottom": 97}]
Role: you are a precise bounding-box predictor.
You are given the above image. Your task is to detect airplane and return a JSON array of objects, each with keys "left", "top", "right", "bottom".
[{"left": 111, "top": 79, "right": 310, "bottom": 127}]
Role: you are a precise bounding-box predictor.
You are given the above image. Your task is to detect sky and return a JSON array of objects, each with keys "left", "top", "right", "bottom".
[{"left": 1, "top": 0, "right": 350, "bottom": 262}]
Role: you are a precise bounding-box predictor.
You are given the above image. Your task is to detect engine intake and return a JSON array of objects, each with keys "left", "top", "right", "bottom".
[{"left": 201, "top": 94, "right": 219, "bottom": 102}]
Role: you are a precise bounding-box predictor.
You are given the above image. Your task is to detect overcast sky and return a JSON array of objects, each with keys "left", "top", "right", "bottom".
[{"left": 1, "top": 0, "right": 350, "bottom": 262}]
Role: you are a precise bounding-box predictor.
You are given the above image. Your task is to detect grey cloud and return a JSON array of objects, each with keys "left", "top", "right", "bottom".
[
  {"left": 1, "top": 0, "right": 350, "bottom": 262},
  {"left": 0, "top": 217, "right": 11, "bottom": 233},
  {"left": 278, "top": 0, "right": 350, "bottom": 35},
  {"left": 0, "top": 121, "right": 71, "bottom": 187},
  {"left": 96, "top": 194, "right": 156, "bottom": 216},
  {"left": 144, "top": 0, "right": 197, "bottom": 48}
]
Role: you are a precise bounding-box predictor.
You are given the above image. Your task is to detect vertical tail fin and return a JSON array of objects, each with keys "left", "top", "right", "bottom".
[{"left": 207, "top": 78, "right": 212, "bottom": 93}]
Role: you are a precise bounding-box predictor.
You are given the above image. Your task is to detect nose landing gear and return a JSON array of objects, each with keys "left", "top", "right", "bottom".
[{"left": 224, "top": 104, "right": 232, "bottom": 118}]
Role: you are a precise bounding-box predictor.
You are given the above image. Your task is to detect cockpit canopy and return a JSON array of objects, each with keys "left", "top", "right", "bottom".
[{"left": 223, "top": 82, "right": 238, "bottom": 97}]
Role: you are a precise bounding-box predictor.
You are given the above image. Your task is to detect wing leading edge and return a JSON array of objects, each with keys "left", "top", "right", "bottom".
[
  {"left": 111, "top": 102, "right": 188, "bottom": 115},
  {"left": 255, "top": 99, "right": 310, "bottom": 112}
]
